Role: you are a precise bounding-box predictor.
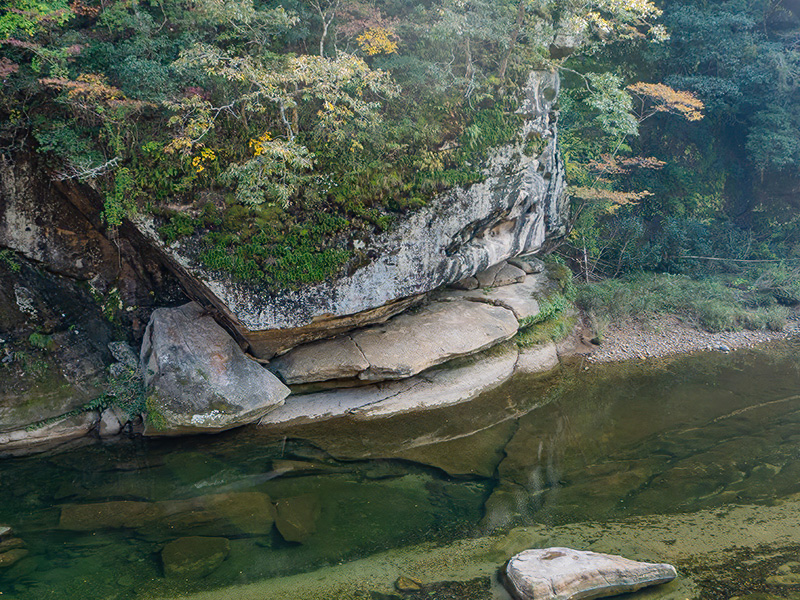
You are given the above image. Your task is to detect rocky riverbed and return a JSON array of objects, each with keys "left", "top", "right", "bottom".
[{"left": 584, "top": 312, "right": 800, "bottom": 363}]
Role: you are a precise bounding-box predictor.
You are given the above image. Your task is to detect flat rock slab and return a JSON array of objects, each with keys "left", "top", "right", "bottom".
[
  {"left": 269, "top": 336, "right": 368, "bottom": 385},
  {"left": 439, "top": 273, "right": 548, "bottom": 321},
  {"left": 516, "top": 342, "right": 559, "bottom": 374},
  {"left": 141, "top": 302, "right": 290, "bottom": 435},
  {"left": 0, "top": 411, "right": 99, "bottom": 457},
  {"left": 504, "top": 547, "right": 677, "bottom": 600},
  {"left": 260, "top": 348, "right": 518, "bottom": 426},
  {"left": 270, "top": 300, "right": 518, "bottom": 385}
]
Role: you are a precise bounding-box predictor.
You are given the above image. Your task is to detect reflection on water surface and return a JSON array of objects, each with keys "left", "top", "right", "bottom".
[{"left": 2, "top": 342, "right": 800, "bottom": 599}]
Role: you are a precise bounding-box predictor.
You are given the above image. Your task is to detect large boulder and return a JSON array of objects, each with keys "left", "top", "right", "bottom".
[
  {"left": 140, "top": 302, "right": 290, "bottom": 435},
  {"left": 134, "top": 70, "right": 567, "bottom": 358},
  {"left": 504, "top": 547, "right": 677, "bottom": 600},
  {"left": 270, "top": 300, "right": 518, "bottom": 384}
]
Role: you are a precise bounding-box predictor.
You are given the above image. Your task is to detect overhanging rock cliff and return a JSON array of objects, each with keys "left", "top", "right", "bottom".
[{"left": 136, "top": 70, "right": 568, "bottom": 358}]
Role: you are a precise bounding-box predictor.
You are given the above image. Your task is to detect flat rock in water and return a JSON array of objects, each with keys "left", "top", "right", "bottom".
[
  {"left": 0, "top": 411, "right": 99, "bottom": 456},
  {"left": 140, "top": 302, "right": 290, "bottom": 435},
  {"left": 260, "top": 348, "right": 518, "bottom": 426},
  {"left": 516, "top": 342, "right": 559, "bottom": 374},
  {"left": 274, "top": 495, "right": 320, "bottom": 543},
  {"left": 60, "top": 500, "right": 163, "bottom": 531},
  {"left": 504, "top": 547, "right": 677, "bottom": 600},
  {"left": 161, "top": 536, "right": 230, "bottom": 579},
  {"left": 0, "top": 549, "right": 28, "bottom": 568}
]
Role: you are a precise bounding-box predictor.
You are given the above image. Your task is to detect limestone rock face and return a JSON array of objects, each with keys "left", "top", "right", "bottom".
[
  {"left": 140, "top": 302, "right": 290, "bottom": 435},
  {"left": 161, "top": 536, "right": 230, "bottom": 579},
  {"left": 504, "top": 547, "right": 677, "bottom": 600},
  {"left": 135, "top": 70, "right": 567, "bottom": 358},
  {"left": 270, "top": 300, "right": 518, "bottom": 384}
]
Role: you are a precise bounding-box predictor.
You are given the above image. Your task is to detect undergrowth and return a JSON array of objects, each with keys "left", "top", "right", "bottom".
[{"left": 576, "top": 271, "right": 795, "bottom": 333}]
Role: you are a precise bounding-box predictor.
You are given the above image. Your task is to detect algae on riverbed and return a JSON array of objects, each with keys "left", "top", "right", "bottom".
[{"left": 3, "top": 344, "right": 800, "bottom": 600}]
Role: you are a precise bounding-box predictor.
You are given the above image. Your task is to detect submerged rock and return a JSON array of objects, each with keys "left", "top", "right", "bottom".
[
  {"left": 274, "top": 495, "right": 320, "bottom": 543},
  {"left": 161, "top": 536, "right": 230, "bottom": 579},
  {"left": 270, "top": 300, "right": 518, "bottom": 384},
  {"left": 140, "top": 302, "right": 290, "bottom": 435},
  {"left": 504, "top": 547, "right": 677, "bottom": 600},
  {"left": 59, "top": 500, "right": 163, "bottom": 531},
  {"left": 0, "top": 548, "right": 28, "bottom": 568}
]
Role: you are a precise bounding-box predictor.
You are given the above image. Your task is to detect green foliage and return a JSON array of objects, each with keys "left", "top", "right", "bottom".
[
  {"left": 0, "top": 249, "right": 21, "bottom": 272},
  {"left": 102, "top": 168, "right": 136, "bottom": 227},
  {"left": 516, "top": 292, "right": 576, "bottom": 348},
  {"left": 28, "top": 332, "right": 54, "bottom": 351},
  {"left": 145, "top": 396, "right": 168, "bottom": 431},
  {"left": 105, "top": 365, "right": 146, "bottom": 415}
]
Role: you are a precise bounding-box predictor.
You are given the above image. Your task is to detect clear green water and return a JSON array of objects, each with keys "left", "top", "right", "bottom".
[{"left": 2, "top": 342, "right": 800, "bottom": 599}]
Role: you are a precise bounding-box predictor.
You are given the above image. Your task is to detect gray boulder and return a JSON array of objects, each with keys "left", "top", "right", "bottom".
[
  {"left": 140, "top": 303, "right": 289, "bottom": 435},
  {"left": 504, "top": 547, "right": 677, "bottom": 600}
]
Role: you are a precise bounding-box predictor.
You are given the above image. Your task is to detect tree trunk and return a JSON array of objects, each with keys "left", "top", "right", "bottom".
[{"left": 499, "top": 0, "right": 525, "bottom": 80}]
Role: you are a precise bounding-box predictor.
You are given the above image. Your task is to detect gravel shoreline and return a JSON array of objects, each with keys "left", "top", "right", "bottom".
[{"left": 584, "top": 312, "right": 800, "bottom": 363}]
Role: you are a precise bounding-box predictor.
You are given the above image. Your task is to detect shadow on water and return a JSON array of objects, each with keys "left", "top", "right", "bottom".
[{"left": 2, "top": 341, "right": 800, "bottom": 598}]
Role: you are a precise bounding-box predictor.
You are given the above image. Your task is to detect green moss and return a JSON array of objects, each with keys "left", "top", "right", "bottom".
[
  {"left": 28, "top": 332, "right": 54, "bottom": 351},
  {"left": 144, "top": 395, "right": 168, "bottom": 431},
  {"left": 0, "top": 249, "right": 21, "bottom": 272}
]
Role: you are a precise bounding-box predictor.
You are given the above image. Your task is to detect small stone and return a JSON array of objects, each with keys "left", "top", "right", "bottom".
[
  {"left": 504, "top": 547, "right": 676, "bottom": 600},
  {"left": 508, "top": 256, "right": 546, "bottom": 274},
  {"left": 98, "top": 408, "right": 122, "bottom": 438},
  {"left": 108, "top": 342, "right": 139, "bottom": 368},
  {"left": 395, "top": 575, "right": 423, "bottom": 591},
  {"left": 0, "top": 549, "right": 28, "bottom": 568},
  {"left": 451, "top": 277, "right": 480, "bottom": 291},
  {"left": 475, "top": 262, "right": 507, "bottom": 288},
  {"left": 0, "top": 525, "right": 11, "bottom": 540},
  {"left": 161, "top": 536, "right": 230, "bottom": 579},
  {"left": 493, "top": 263, "right": 527, "bottom": 287}
]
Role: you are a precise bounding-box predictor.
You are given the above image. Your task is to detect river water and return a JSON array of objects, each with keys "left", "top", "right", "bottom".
[{"left": 2, "top": 342, "right": 800, "bottom": 599}]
